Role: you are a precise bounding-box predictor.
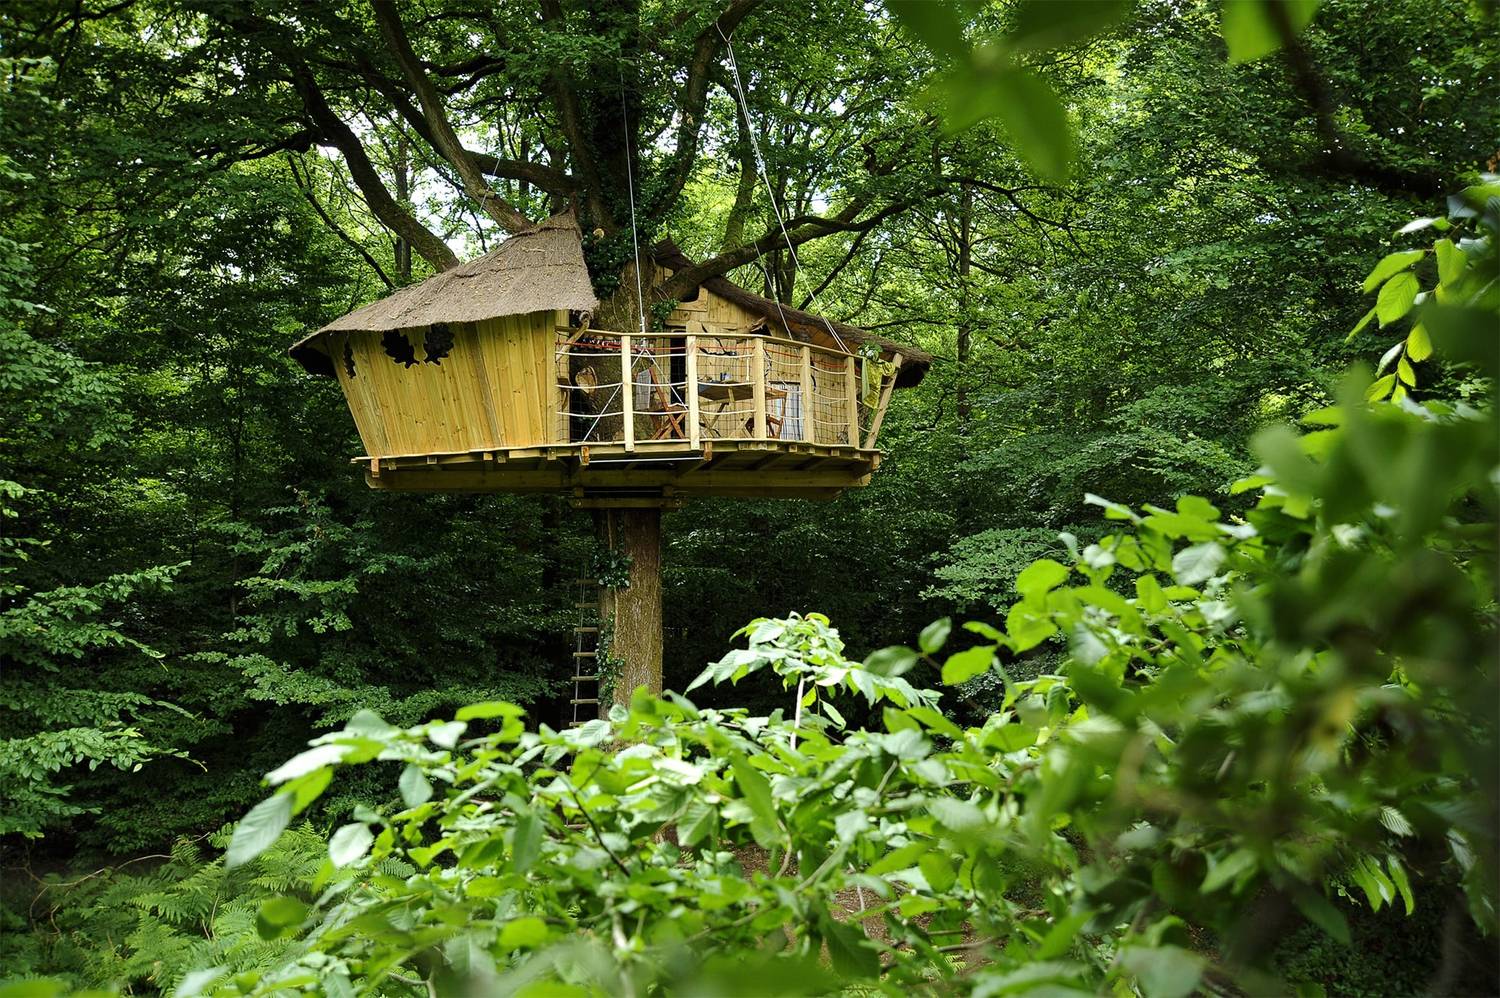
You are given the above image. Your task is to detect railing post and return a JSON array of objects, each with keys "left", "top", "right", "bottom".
[
  {"left": 752, "top": 337, "right": 767, "bottom": 439},
  {"left": 686, "top": 334, "right": 701, "bottom": 450},
  {"left": 621, "top": 333, "right": 634, "bottom": 451},
  {"left": 845, "top": 354, "right": 859, "bottom": 447},
  {"left": 800, "top": 344, "right": 814, "bottom": 443}
]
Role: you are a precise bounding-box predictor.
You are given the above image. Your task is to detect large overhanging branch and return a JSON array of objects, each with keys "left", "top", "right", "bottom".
[
  {"left": 337, "top": 52, "right": 576, "bottom": 196},
  {"left": 651, "top": 0, "right": 762, "bottom": 217},
  {"left": 222, "top": 6, "right": 460, "bottom": 271},
  {"left": 658, "top": 193, "right": 925, "bottom": 301},
  {"left": 370, "top": 0, "right": 534, "bottom": 234},
  {"left": 289, "top": 64, "right": 459, "bottom": 271}
]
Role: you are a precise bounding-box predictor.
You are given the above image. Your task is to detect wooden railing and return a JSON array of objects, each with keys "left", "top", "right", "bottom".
[{"left": 554, "top": 328, "right": 873, "bottom": 450}]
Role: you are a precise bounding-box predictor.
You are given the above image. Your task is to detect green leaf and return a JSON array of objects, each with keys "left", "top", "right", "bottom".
[
  {"left": 1202, "top": 848, "right": 1258, "bottom": 892},
  {"left": 1293, "top": 890, "right": 1351, "bottom": 945},
  {"left": 941, "top": 645, "right": 994, "bottom": 685},
  {"left": 1361, "top": 249, "right": 1425, "bottom": 293},
  {"left": 887, "top": 0, "right": 969, "bottom": 58},
  {"left": 918, "top": 851, "right": 957, "bottom": 892},
  {"left": 1009, "top": 0, "right": 1129, "bottom": 52},
  {"left": 399, "top": 764, "right": 433, "bottom": 808},
  {"left": 265, "top": 744, "right": 347, "bottom": 785},
  {"left": 730, "top": 755, "right": 779, "bottom": 842},
  {"left": 1365, "top": 374, "right": 1396, "bottom": 401},
  {"left": 1434, "top": 239, "right": 1465, "bottom": 285},
  {"left": 1016, "top": 558, "right": 1070, "bottom": 597},
  {"left": 1170, "top": 542, "right": 1225, "bottom": 586},
  {"left": 928, "top": 65, "right": 1074, "bottom": 180},
  {"left": 1084, "top": 493, "right": 1139, "bottom": 521},
  {"left": 865, "top": 645, "right": 919, "bottom": 677},
  {"left": 1405, "top": 324, "right": 1432, "bottom": 362},
  {"left": 677, "top": 798, "right": 716, "bottom": 847},
  {"left": 255, "top": 896, "right": 308, "bottom": 941},
  {"left": 328, "top": 822, "right": 373, "bottom": 868},
  {"left": 226, "top": 793, "right": 293, "bottom": 869},
  {"left": 1386, "top": 855, "right": 1415, "bottom": 915},
  {"left": 427, "top": 720, "right": 467, "bottom": 749},
  {"left": 511, "top": 811, "right": 543, "bottom": 873},
  {"left": 1376, "top": 271, "right": 1420, "bottom": 326},
  {"left": 498, "top": 915, "right": 550, "bottom": 949},
  {"left": 1222, "top": 0, "right": 1321, "bottom": 63},
  {"left": 1345, "top": 305, "right": 1377, "bottom": 343},
  {"left": 919, "top": 617, "right": 952, "bottom": 654},
  {"left": 455, "top": 701, "right": 524, "bottom": 721},
  {"left": 820, "top": 914, "right": 880, "bottom": 979},
  {"left": 1397, "top": 356, "right": 1415, "bottom": 386},
  {"left": 1118, "top": 945, "right": 1206, "bottom": 998},
  {"left": 928, "top": 796, "right": 986, "bottom": 833}
]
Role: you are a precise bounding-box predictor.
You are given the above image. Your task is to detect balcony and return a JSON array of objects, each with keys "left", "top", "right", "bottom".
[{"left": 356, "top": 326, "right": 900, "bottom": 502}]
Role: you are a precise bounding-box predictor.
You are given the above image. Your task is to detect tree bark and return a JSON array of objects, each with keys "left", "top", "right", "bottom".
[
  {"left": 956, "top": 180, "right": 973, "bottom": 439},
  {"left": 599, "top": 508, "right": 663, "bottom": 709}
]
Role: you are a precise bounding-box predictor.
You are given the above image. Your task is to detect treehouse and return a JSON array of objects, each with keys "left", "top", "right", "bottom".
[{"left": 289, "top": 216, "right": 929, "bottom": 503}]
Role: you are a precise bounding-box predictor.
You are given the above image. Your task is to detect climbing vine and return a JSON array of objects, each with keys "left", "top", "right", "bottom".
[
  {"left": 591, "top": 547, "right": 632, "bottom": 590},
  {"left": 593, "top": 615, "right": 625, "bottom": 707}
]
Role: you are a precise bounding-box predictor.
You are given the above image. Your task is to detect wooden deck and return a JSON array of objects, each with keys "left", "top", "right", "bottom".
[{"left": 355, "top": 439, "right": 881, "bottom": 501}]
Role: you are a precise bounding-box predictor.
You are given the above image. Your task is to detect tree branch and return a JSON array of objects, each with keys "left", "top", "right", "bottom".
[
  {"left": 222, "top": 6, "right": 460, "bottom": 270},
  {"left": 287, "top": 157, "right": 395, "bottom": 289},
  {"left": 539, "top": 0, "right": 611, "bottom": 227},
  {"left": 338, "top": 51, "right": 577, "bottom": 196},
  {"left": 659, "top": 192, "right": 925, "bottom": 301},
  {"left": 289, "top": 62, "right": 459, "bottom": 270},
  {"left": 653, "top": 0, "right": 763, "bottom": 215},
  {"left": 370, "top": 0, "right": 534, "bottom": 234}
]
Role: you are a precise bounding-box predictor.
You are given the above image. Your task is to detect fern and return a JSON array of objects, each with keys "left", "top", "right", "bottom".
[{"left": 1, "top": 826, "right": 327, "bottom": 995}]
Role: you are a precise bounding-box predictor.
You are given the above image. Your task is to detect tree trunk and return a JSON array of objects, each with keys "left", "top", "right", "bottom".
[
  {"left": 955, "top": 181, "right": 974, "bottom": 442},
  {"left": 597, "top": 507, "right": 663, "bottom": 711},
  {"left": 394, "top": 131, "right": 411, "bottom": 282}
]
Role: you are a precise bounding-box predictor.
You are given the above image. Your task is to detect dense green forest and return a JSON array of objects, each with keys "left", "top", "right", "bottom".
[{"left": 1, "top": 0, "right": 1497, "bottom": 994}]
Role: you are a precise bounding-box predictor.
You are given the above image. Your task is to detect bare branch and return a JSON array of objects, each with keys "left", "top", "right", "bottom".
[
  {"left": 287, "top": 157, "right": 395, "bottom": 289},
  {"left": 370, "top": 0, "right": 534, "bottom": 234}
]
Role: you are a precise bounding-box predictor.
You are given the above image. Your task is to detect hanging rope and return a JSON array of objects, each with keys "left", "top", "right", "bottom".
[
  {"left": 619, "top": 63, "right": 648, "bottom": 337},
  {"left": 717, "top": 25, "right": 849, "bottom": 354}
]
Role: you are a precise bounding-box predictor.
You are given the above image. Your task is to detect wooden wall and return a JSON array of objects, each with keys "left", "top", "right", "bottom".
[{"left": 328, "top": 310, "right": 556, "bottom": 458}]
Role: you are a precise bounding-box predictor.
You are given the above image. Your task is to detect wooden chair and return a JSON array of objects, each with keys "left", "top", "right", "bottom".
[{"left": 643, "top": 360, "right": 687, "bottom": 440}]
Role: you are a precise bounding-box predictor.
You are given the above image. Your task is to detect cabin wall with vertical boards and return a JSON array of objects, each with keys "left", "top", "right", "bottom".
[{"left": 329, "top": 309, "right": 555, "bottom": 458}]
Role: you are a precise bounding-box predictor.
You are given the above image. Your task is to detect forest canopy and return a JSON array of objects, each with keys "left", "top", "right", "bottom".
[{"left": 1, "top": 0, "right": 1497, "bottom": 995}]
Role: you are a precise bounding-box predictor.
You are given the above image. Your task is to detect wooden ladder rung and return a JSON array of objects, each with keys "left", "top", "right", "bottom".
[
  {"left": 571, "top": 674, "right": 598, "bottom": 682},
  {"left": 575, "top": 602, "right": 599, "bottom": 609},
  {"left": 574, "top": 625, "right": 599, "bottom": 634},
  {"left": 571, "top": 698, "right": 600, "bottom": 705},
  {"left": 573, "top": 650, "right": 597, "bottom": 658}
]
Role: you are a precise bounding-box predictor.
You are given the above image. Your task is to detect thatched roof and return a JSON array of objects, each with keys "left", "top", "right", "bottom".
[
  {"left": 652, "top": 241, "right": 930, "bottom": 387},
  {"left": 291, "top": 214, "right": 597, "bottom": 376}
]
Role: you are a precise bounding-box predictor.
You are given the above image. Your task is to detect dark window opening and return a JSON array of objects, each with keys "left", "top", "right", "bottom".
[
  {"left": 343, "top": 340, "right": 356, "bottom": 378},
  {"left": 424, "top": 323, "right": 454, "bottom": 364},
  {"left": 382, "top": 330, "right": 418, "bottom": 367}
]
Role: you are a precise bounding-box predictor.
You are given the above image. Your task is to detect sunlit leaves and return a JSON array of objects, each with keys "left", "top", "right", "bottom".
[
  {"left": 328, "top": 822, "right": 373, "bottom": 867},
  {"left": 225, "top": 792, "right": 293, "bottom": 869},
  {"left": 1375, "top": 271, "right": 1420, "bottom": 326},
  {"left": 1361, "top": 249, "right": 1425, "bottom": 293}
]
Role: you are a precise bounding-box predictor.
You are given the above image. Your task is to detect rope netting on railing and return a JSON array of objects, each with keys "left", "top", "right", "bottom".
[{"left": 554, "top": 330, "right": 869, "bottom": 447}]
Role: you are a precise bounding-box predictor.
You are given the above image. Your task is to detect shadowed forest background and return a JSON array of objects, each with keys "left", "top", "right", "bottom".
[{"left": 1, "top": 0, "right": 1497, "bottom": 994}]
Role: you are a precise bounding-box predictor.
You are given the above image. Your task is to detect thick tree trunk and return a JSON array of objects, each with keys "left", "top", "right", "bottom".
[
  {"left": 956, "top": 181, "right": 974, "bottom": 443},
  {"left": 597, "top": 508, "right": 663, "bottom": 710}
]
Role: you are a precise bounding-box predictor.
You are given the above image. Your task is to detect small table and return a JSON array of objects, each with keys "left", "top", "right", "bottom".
[{"left": 697, "top": 382, "right": 787, "bottom": 438}]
